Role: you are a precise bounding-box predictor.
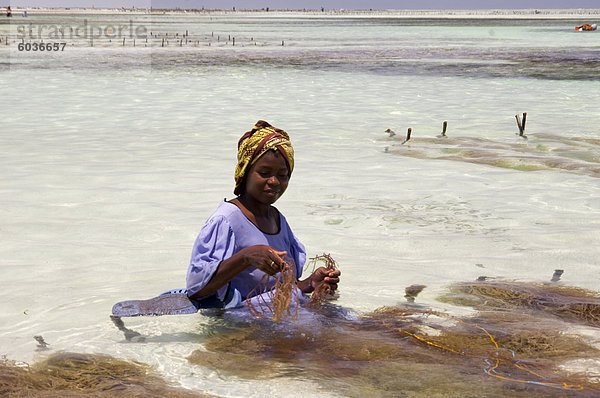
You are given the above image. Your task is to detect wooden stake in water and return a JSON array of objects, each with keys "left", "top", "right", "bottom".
[
  {"left": 232, "top": 37, "right": 235, "bottom": 46},
  {"left": 401, "top": 128, "right": 412, "bottom": 145},
  {"left": 515, "top": 112, "right": 528, "bottom": 139},
  {"left": 551, "top": 269, "right": 564, "bottom": 282},
  {"left": 442, "top": 120, "right": 448, "bottom": 137}
]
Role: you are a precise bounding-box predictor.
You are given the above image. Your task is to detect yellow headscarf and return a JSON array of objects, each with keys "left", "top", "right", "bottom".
[{"left": 234, "top": 120, "right": 294, "bottom": 195}]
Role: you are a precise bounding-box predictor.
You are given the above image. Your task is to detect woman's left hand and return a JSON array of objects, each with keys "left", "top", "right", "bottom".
[{"left": 298, "top": 267, "right": 341, "bottom": 295}]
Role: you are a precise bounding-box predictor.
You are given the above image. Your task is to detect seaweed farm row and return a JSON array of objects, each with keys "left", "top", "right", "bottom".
[
  {"left": 0, "top": 28, "right": 288, "bottom": 48},
  {"left": 3, "top": 280, "right": 600, "bottom": 397},
  {"left": 383, "top": 131, "right": 600, "bottom": 178}
]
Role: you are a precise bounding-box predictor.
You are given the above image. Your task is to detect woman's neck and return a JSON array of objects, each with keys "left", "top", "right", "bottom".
[
  {"left": 232, "top": 195, "right": 279, "bottom": 234},
  {"left": 236, "top": 194, "right": 272, "bottom": 218}
]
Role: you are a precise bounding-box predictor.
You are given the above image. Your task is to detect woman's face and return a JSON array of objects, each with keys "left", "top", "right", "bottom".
[{"left": 243, "top": 150, "right": 290, "bottom": 205}]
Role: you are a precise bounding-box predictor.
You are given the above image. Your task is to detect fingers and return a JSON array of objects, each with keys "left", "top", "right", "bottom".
[
  {"left": 312, "top": 267, "right": 340, "bottom": 293},
  {"left": 262, "top": 248, "right": 288, "bottom": 275}
]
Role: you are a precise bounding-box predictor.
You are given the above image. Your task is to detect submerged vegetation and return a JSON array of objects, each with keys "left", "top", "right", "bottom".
[
  {"left": 385, "top": 133, "right": 600, "bottom": 178},
  {"left": 189, "top": 280, "right": 600, "bottom": 397},
  {"left": 0, "top": 352, "right": 214, "bottom": 397},
  {"left": 4, "top": 281, "right": 600, "bottom": 397}
]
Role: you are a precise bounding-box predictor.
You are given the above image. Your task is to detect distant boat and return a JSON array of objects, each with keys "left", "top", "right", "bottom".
[{"left": 575, "top": 23, "right": 597, "bottom": 31}]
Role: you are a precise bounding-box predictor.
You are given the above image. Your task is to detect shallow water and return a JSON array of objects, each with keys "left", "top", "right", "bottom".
[{"left": 1, "top": 11, "right": 599, "bottom": 397}]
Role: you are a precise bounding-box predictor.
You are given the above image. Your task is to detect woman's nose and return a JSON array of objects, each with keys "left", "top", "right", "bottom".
[{"left": 267, "top": 175, "right": 279, "bottom": 185}]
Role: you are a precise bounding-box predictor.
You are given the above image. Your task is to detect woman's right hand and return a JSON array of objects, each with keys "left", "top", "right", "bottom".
[{"left": 241, "top": 245, "right": 288, "bottom": 275}]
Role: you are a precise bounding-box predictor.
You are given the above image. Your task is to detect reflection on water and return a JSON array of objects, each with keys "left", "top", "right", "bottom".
[{"left": 185, "top": 281, "right": 600, "bottom": 397}]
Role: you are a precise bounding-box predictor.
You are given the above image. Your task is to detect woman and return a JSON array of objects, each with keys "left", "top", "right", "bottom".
[{"left": 186, "top": 120, "right": 340, "bottom": 307}]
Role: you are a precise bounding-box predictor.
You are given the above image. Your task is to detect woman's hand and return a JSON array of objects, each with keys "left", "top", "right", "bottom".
[
  {"left": 241, "top": 245, "right": 288, "bottom": 275},
  {"left": 189, "top": 245, "right": 287, "bottom": 299},
  {"left": 298, "top": 267, "right": 341, "bottom": 295}
]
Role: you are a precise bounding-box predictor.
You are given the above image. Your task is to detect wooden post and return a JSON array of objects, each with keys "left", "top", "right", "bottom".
[
  {"left": 133, "top": 38, "right": 135, "bottom": 47},
  {"left": 551, "top": 269, "right": 564, "bottom": 282},
  {"left": 122, "top": 37, "right": 125, "bottom": 46},
  {"left": 515, "top": 113, "right": 527, "bottom": 138},
  {"left": 442, "top": 121, "right": 447, "bottom": 137},
  {"left": 401, "top": 128, "right": 412, "bottom": 145},
  {"left": 232, "top": 37, "right": 235, "bottom": 46},
  {"left": 161, "top": 38, "right": 164, "bottom": 47},
  {"left": 282, "top": 40, "right": 285, "bottom": 46}
]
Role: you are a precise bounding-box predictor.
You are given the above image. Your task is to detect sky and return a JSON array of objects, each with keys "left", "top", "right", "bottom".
[{"left": 6, "top": 1, "right": 600, "bottom": 10}]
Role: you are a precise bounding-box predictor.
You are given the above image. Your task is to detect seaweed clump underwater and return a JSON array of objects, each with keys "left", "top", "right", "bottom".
[
  {"left": 0, "top": 352, "right": 214, "bottom": 398},
  {"left": 189, "top": 280, "right": 600, "bottom": 397}
]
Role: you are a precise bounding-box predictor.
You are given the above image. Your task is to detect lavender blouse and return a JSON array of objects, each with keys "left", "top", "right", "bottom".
[{"left": 186, "top": 200, "right": 306, "bottom": 301}]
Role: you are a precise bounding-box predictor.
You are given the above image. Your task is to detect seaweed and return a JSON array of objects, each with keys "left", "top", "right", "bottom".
[
  {"left": 0, "top": 352, "right": 214, "bottom": 397},
  {"left": 442, "top": 281, "right": 600, "bottom": 327},
  {"left": 245, "top": 253, "right": 340, "bottom": 321},
  {"left": 190, "top": 281, "right": 600, "bottom": 397},
  {"left": 305, "top": 253, "right": 339, "bottom": 307},
  {"left": 246, "top": 257, "right": 299, "bottom": 323}
]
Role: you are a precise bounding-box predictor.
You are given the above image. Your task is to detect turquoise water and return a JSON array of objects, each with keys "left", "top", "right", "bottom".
[{"left": 1, "top": 12, "right": 599, "bottom": 396}]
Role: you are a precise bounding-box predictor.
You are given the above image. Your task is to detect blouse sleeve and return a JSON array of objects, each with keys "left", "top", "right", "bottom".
[
  {"left": 290, "top": 230, "right": 306, "bottom": 280},
  {"left": 186, "top": 215, "right": 236, "bottom": 298}
]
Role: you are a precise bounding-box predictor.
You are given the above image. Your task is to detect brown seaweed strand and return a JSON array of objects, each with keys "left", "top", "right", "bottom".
[
  {"left": 307, "top": 254, "right": 339, "bottom": 307},
  {"left": 246, "top": 257, "right": 299, "bottom": 322}
]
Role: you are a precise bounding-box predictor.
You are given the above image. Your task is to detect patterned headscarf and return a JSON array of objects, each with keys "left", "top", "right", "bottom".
[{"left": 234, "top": 120, "right": 294, "bottom": 195}]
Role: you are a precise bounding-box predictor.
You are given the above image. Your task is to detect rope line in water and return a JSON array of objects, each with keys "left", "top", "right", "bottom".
[{"left": 396, "top": 323, "right": 584, "bottom": 392}]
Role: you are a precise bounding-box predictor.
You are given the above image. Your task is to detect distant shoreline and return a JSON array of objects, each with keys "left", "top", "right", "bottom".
[{"left": 2, "top": 7, "right": 600, "bottom": 19}]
